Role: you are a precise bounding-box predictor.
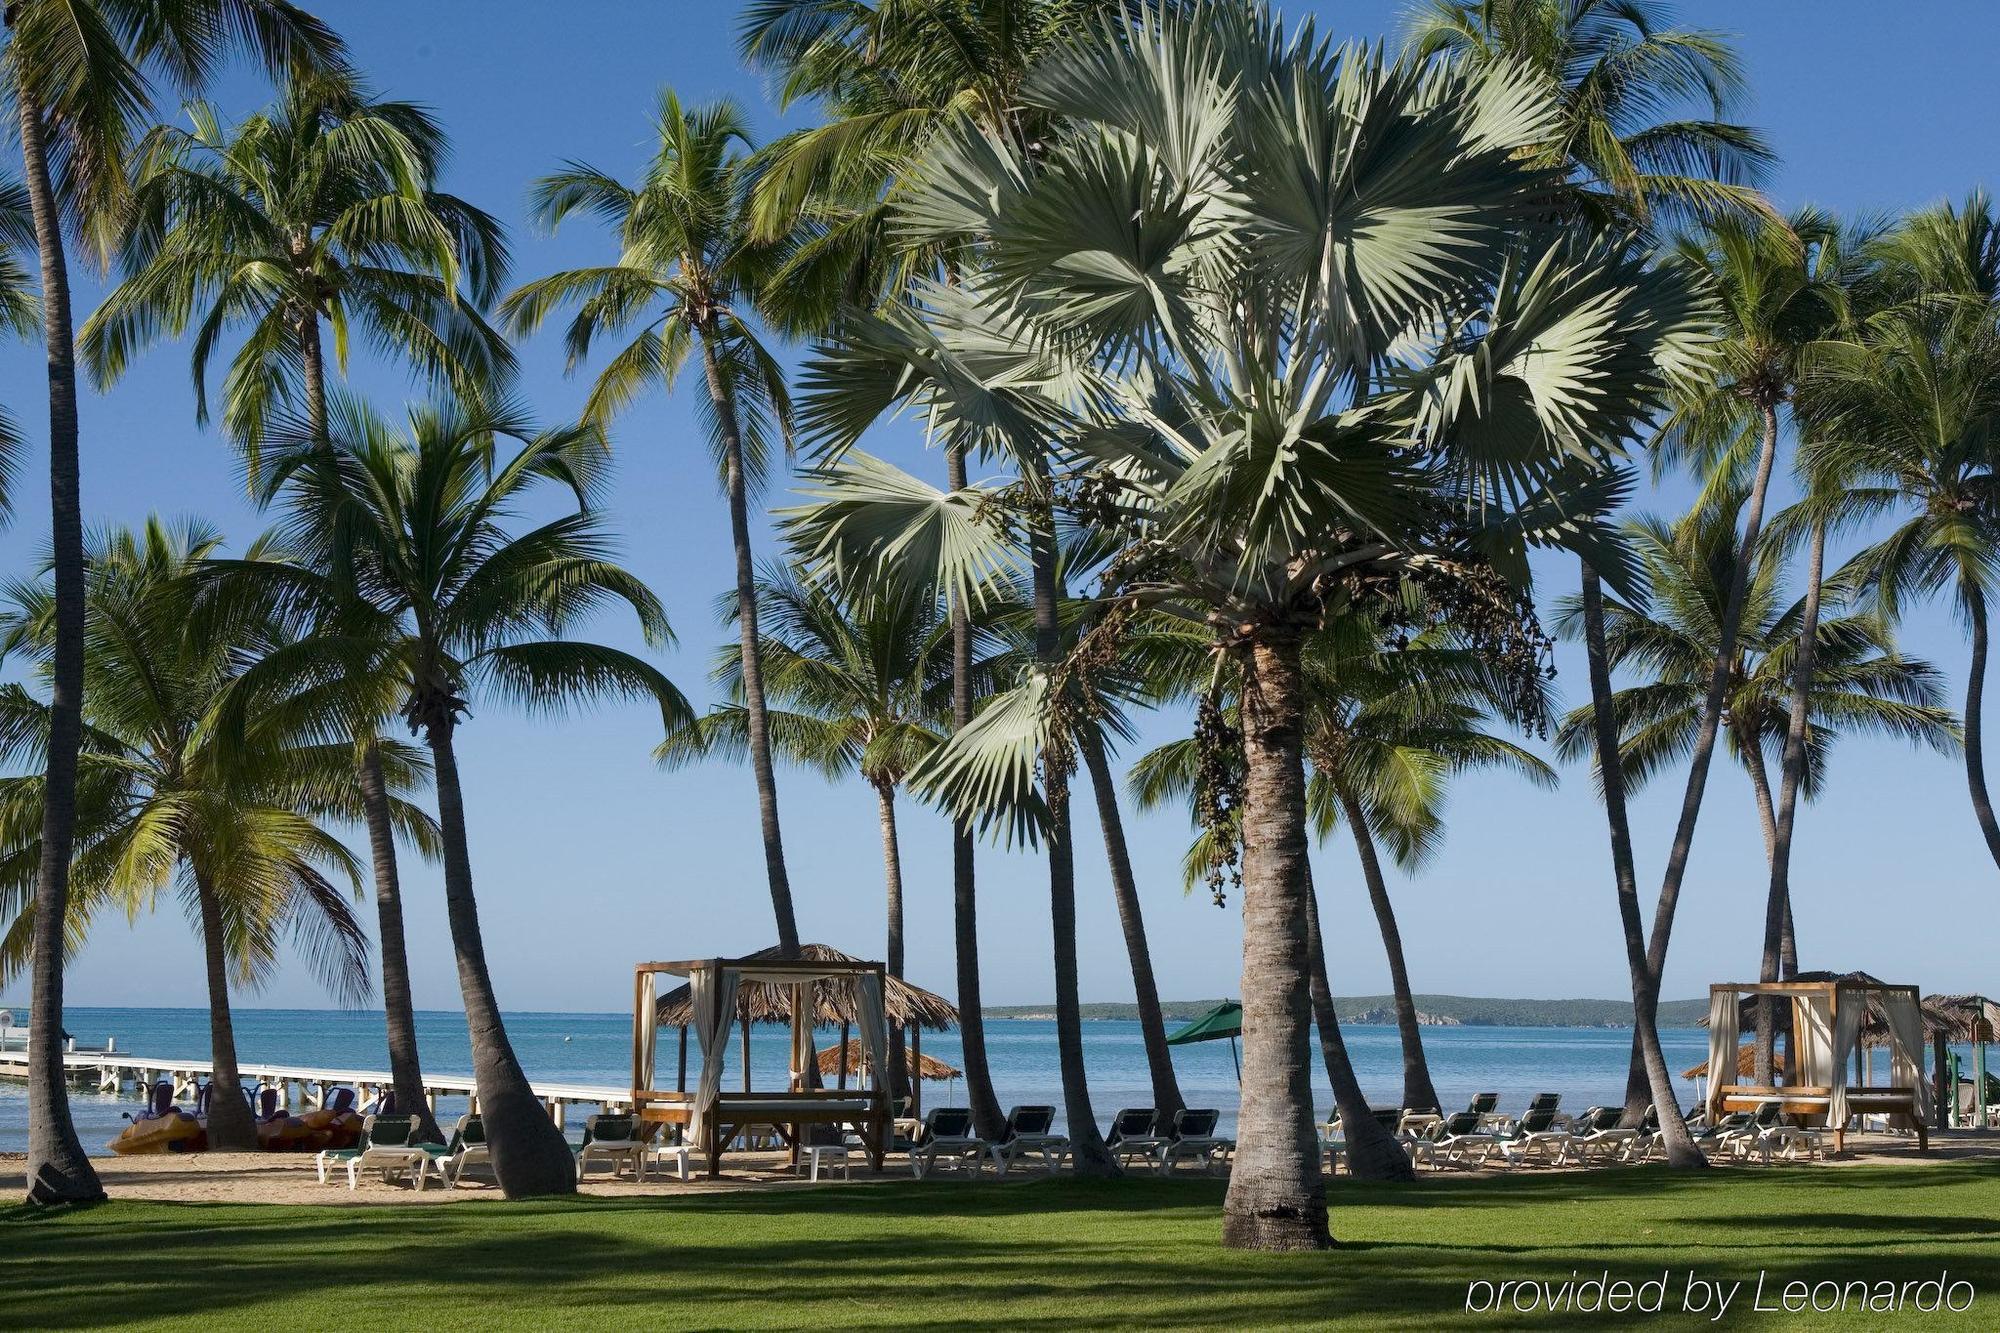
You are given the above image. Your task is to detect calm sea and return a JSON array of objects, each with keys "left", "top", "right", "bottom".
[{"left": 2, "top": 1007, "right": 1733, "bottom": 1155}]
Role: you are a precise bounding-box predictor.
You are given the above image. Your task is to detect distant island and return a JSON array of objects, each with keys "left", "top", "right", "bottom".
[{"left": 984, "top": 994, "right": 1711, "bottom": 1029}]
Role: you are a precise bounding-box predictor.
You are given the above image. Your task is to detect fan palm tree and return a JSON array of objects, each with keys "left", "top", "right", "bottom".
[
  {"left": 4, "top": 0, "right": 346, "bottom": 1206},
  {"left": 502, "top": 91, "right": 805, "bottom": 959},
  {"left": 0, "top": 518, "right": 403, "bottom": 1152},
  {"left": 740, "top": 0, "right": 1127, "bottom": 1140},
  {"left": 1403, "top": 0, "right": 1773, "bottom": 231},
  {"left": 1824, "top": 200, "right": 2000, "bottom": 872},
  {"left": 658, "top": 565, "right": 955, "bottom": 1090},
  {"left": 78, "top": 68, "right": 507, "bottom": 1147},
  {"left": 240, "top": 398, "right": 693, "bottom": 1196},
  {"left": 788, "top": 5, "right": 1712, "bottom": 1245}
]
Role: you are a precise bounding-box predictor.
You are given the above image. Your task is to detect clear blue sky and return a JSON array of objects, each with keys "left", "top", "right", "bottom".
[{"left": 3, "top": 2, "right": 1996, "bottom": 1017}]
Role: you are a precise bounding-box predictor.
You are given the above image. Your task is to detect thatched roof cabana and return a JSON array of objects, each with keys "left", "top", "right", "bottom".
[
  {"left": 816, "top": 1038, "right": 960, "bottom": 1083},
  {"left": 1924, "top": 994, "right": 2000, "bottom": 1043},
  {"left": 1683, "top": 1045, "right": 1789, "bottom": 1082},
  {"left": 653, "top": 943, "right": 958, "bottom": 1032}
]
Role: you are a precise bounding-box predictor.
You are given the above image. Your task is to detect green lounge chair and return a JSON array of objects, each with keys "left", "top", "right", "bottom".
[
  {"left": 990, "top": 1105, "right": 1069, "bottom": 1175},
  {"left": 909, "top": 1106, "right": 992, "bottom": 1179},
  {"left": 439, "top": 1114, "right": 492, "bottom": 1187},
  {"left": 1104, "top": 1107, "right": 1168, "bottom": 1171}
]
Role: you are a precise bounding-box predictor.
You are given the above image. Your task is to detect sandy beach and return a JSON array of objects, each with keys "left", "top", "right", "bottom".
[{"left": 5, "top": 1128, "right": 1991, "bottom": 1207}]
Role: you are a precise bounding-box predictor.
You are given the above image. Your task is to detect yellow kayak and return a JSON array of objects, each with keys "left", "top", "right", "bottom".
[{"left": 108, "top": 1111, "right": 205, "bottom": 1155}]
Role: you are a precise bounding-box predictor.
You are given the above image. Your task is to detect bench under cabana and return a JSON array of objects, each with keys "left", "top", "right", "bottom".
[
  {"left": 631, "top": 953, "right": 892, "bottom": 1177},
  {"left": 1705, "top": 977, "right": 1933, "bottom": 1153}
]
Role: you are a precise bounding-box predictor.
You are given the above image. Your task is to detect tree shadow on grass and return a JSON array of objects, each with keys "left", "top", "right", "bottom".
[{"left": 3, "top": 1169, "right": 1998, "bottom": 1329}]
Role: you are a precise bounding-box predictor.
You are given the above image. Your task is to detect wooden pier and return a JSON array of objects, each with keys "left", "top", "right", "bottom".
[{"left": 0, "top": 1045, "right": 631, "bottom": 1127}]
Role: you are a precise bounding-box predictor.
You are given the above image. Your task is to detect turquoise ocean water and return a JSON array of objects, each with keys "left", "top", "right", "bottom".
[{"left": 5, "top": 1007, "right": 1734, "bottom": 1155}]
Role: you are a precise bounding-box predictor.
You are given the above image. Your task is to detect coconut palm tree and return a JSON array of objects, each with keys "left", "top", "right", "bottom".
[
  {"left": 0, "top": 518, "right": 406, "bottom": 1152},
  {"left": 1403, "top": 0, "right": 1773, "bottom": 231},
  {"left": 1556, "top": 502, "right": 1958, "bottom": 835},
  {"left": 788, "top": 5, "right": 1712, "bottom": 1246},
  {"left": 78, "top": 69, "right": 507, "bottom": 1147},
  {"left": 658, "top": 565, "right": 956, "bottom": 1090},
  {"left": 240, "top": 397, "right": 693, "bottom": 1196},
  {"left": 502, "top": 91, "right": 805, "bottom": 958},
  {"left": 741, "top": 0, "right": 1130, "bottom": 1140},
  {"left": 1824, "top": 200, "right": 2000, "bottom": 872},
  {"left": 4, "top": 0, "right": 346, "bottom": 1204},
  {"left": 0, "top": 178, "right": 31, "bottom": 506},
  {"left": 80, "top": 68, "right": 511, "bottom": 461}
]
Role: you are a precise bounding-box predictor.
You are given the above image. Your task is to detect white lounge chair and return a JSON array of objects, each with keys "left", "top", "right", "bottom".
[
  {"left": 1156, "top": 1108, "right": 1233, "bottom": 1174},
  {"left": 1104, "top": 1108, "right": 1169, "bottom": 1171},
  {"left": 1488, "top": 1107, "right": 1568, "bottom": 1166},
  {"left": 438, "top": 1114, "right": 492, "bottom": 1187},
  {"left": 990, "top": 1105, "right": 1069, "bottom": 1175},
  {"left": 909, "top": 1106, "right": 992, "bottom": 1178},
  {"left": 1410, "top": 1111, "right": 1496, "bottom": 1168},
  {"left": 321, "top": 1114, "right": 430, "bottom": 1190},
  {"left": 576, "top": 1112, "right": 648, "bottom": 1181}
]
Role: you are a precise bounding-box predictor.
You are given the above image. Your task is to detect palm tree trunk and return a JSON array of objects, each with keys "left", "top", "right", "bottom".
[
  {"left": 1335, "top": 787, "right": 1439, "bottom": 1114},
  {"left": 700, "top": 332, "right": 798, "bottom": 955},
  {"left": 1962, "top": 581, "right": 2000, "bottom": 871},
  {"left": 15, "top": 75, "right": 103, "bottom": 1205},
  {"left": 1304, "top": 859, "right": 1412, "bottom": 1181},
  {"left": 1758, "top": 520, "right": 1825, "bottom": 1082},
  {"left": 944, "top": 443, "right": 1004, "bottom": 1140},
  {"left": 1740, "top": 728, "right": 1779, "bottom": 864},
  {"left": 192, "top": 869, "right": 261, "bottom": 1152},
  {"left": 1642, "top": 404, "right": 1780, "bottom": 1008},
  {"left": 1224, "top": 628, "right": 1332, "bottom": 1250},
  {"left": 298, "top": 313, "right": 439, "bottom": 1143},
  {"left": 875, "top": 780, "right": 911, "bottom": 1101},
  {"left": 1028, "top": 488, "right": 1113, "bottom": 1174},
  {"left": 357, "top": 742, "right": 441, "bottom": 1142},
  {"left": 1582, "top": 560, "right": 1704, "bottom": 1167},
  {"left": 422, "top": 716, "right": 576, "bottom": 1196},
  {"left": 1079, "top": 734, "right": 1184, "bottom": 1123}
]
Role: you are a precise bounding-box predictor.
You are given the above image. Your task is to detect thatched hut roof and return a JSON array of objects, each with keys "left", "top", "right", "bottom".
[
  {"left": 815, "top": 1038, "right": 960, "bottom": 1083},
  {"left": 1924, "top": 994, "right": 2000, "bottom": 1043},
  {"left": 653, "top": 943, "right": 958, "bottom": 1032}
]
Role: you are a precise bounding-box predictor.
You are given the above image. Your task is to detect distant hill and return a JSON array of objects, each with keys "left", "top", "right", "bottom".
[{"left": 984, "top": 994, "right": 1711, "bottom": 1029}]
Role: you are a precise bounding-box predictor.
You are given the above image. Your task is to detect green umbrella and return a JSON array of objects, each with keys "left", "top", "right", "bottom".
[{"left": 1167, "top": 1002, "right": 1243, "bottom": 1082}]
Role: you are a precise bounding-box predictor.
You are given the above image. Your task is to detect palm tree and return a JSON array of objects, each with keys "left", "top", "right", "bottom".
[
  {"left": 79, "top": 68, "right": 508, "bottom": 1148},
  {"left": 1404, "top": 0, "right": 1773, "bottom": 231},
  {"left": 740, "top": 0, "right": 1128, "bottom": 1141},
  {"left": 789, "top": 5, "right": 1711, "bottom": 1246},
  {"left": 658, "top": 565, "right": 954, "bottom": 1091},
  {"left": 1556, "top": 503, "right": 1958, "bottom": 843},
  {"left": 1810, "top": 200, "right": 2000, "bottom": 882},
  {"left": 0, "top": 518, "right": 398, "bottom": 1152},
  {"left": 1, "top": 178, "right": 31, "bottom": 506},
  {"left": 4, "top": 0, "right": 346, "bottom": 1206},
  {"left": 81, "top": 68, "right": 511, "bottom": 460},
  {"left": 1298, "top": 616, "right": 1556, "bottom": 1115},
  {"left": 243, "top": 398, "right": 693, "bottom": 1196},
  {"left": 502, "top": 91, "right": 804, "bottom": 958}
]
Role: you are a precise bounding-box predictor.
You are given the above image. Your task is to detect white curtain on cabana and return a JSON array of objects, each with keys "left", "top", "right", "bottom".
[
  {"left": 857, "top": 972, "right": 889, "bottom": 1094},
  {"left": 688, "top": 966, "right": 740, "bottom": 1147},
  {"left": 1706, "top": 990, "right": 1739, "bottom": 1116},
  {"left": 1884, "top": 992, "right": 1933, "bottom": 1125},
  {"left": 1828, "top": 992, "right": 1867, "bottom": 1129},
  {"left": 631, "top": 970, "right": 658, "bottom": 1092},
  {"left": 789, "top": 982, "right": 815, "bottom": 1089},
  {"left": 1796, "top": 990, "right": 1835, "bottom": 1104}
]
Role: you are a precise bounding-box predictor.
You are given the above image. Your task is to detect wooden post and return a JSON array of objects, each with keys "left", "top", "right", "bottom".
[
  {"left": 910, "top": 1025, "right": 922, "bottom": 1116},
  {"left": 838, "top": 1020, "right": 850, "bottom": 1090},
  {"left": 676, "top": 1023, "right": 688, "bottom": 1093},
  {"left": 741, "top": 1013, "right": 752, "bottom": 1093}
]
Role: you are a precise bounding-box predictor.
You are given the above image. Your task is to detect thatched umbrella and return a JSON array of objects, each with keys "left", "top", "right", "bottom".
[
  {"left": 1682, "top": 1045, "right": 1789, "bottom": 1082},
  {"left": 1926, "top": 994, "right": 2000, "bottom": 1128},
  {"left": 652, "top": 944, "right": 958, "bottom": 1110},
  {"left": 815, "top": 1038, "right": 959, "bottom": 1083}
]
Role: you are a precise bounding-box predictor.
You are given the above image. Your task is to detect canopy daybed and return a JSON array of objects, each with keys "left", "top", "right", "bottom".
[
  {"left": 1705, "top": 978, "right": 1933, "bottom": 1153},
  {"left": 631, "top": 954, "right": 892, "bottom": 1176}
]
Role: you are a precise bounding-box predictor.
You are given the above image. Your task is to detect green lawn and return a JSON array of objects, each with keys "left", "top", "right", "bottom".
[{"left": 6, "top": 1164, "right": 2000, "bottom": 1329}]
